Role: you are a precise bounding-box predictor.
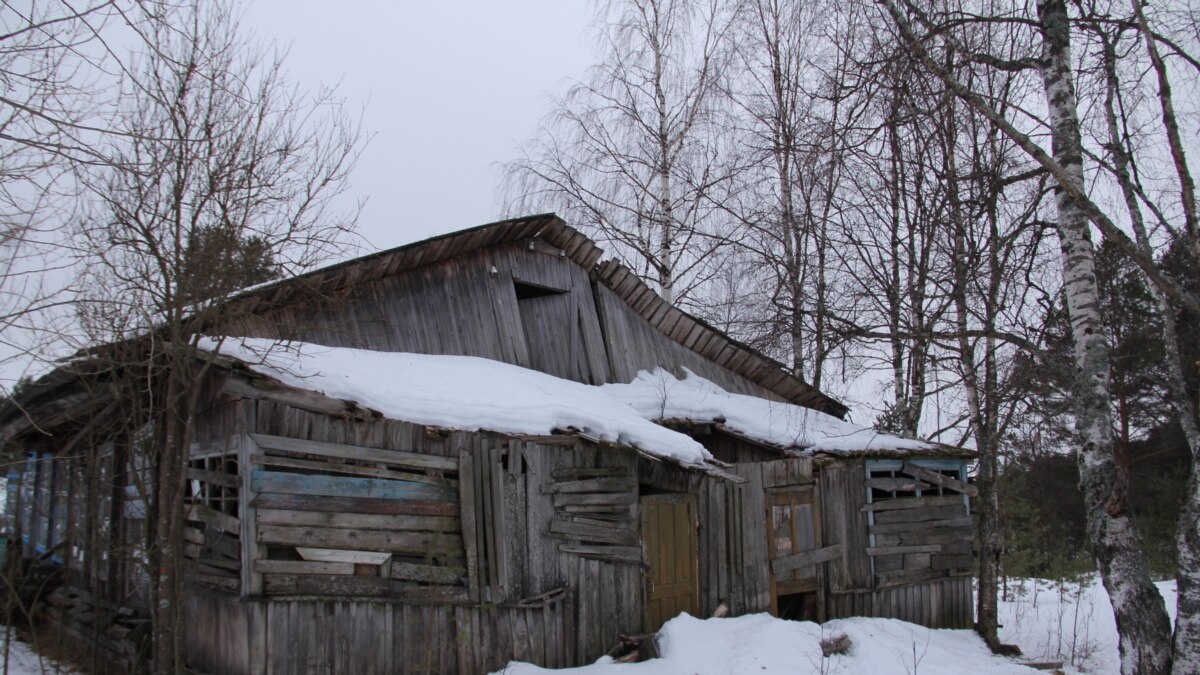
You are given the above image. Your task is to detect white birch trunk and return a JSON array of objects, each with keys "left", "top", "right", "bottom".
[{"left": 1038, "top": 2, "right": 1173, "bottom": 672}]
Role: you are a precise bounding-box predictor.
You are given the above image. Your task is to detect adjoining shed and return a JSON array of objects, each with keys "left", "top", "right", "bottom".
[{"left": 0, "top": 215, "right": 976, "bottom": 674}]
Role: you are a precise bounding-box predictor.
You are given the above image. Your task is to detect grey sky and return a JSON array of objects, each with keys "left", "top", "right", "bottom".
[{"left": 241, "top": 1, "right": 595, "bottom": 255}]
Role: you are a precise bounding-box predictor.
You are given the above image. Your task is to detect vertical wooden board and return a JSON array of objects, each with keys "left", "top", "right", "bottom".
[
  {"left": 489, "top": 446, "right": 509, "bottom": 601},
  {"left": 459, "top": 451, "right": 481, "bottom": 602},
  {"left": 843, "top": 462, "right": 873, "bottom": 588},
  {"left": 714, "top": 480, "right": 729, "bottom": 611},
  {"left": 504, "top": 464, "right": 528, "bottom": 600},
  {"left": 453, "top": 606, "right": 470, "bottom": 672}
]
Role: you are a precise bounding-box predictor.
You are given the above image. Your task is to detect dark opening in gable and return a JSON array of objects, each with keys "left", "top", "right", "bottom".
[{"left": 513, "top": 280, "right": 567, "bottom": 300}]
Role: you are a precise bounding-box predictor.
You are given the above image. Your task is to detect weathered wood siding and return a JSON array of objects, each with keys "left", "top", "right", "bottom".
[
  {"left": 592, "top": 284, "right": 781, "bottom": 399},
  {"left": 224, "top": 239, "right": 611, "bottom": 383},
  {"left": 825, "top": 576, "right": 974, "bottom": 629},
  {"left": 183, "top": 589, "right": 575, "bottom": 675}
]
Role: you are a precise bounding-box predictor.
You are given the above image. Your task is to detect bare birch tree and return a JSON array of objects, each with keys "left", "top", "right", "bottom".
[
  {"left": 879, "top": 0, "right": 1200, "bottom": 669},
  {"left": 504, "top": 0, "right": 737, "bottom": 308}
]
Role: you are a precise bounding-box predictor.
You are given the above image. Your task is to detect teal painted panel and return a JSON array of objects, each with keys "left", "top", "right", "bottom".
[{"left": 251, "top": 470, "right": 456, "bottom": 503}]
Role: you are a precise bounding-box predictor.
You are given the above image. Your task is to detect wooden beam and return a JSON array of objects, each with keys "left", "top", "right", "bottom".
[{"left": 250, "top": 433, "right": 456, "bottom": 472}]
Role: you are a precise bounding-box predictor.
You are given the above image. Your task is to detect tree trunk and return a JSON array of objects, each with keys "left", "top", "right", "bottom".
[
  {"left": 1038, "top": 2, "right": 1173, "bottom": 673},
  {"left": 1100, "top": 32, "right": 1200, "bottom": 671}
]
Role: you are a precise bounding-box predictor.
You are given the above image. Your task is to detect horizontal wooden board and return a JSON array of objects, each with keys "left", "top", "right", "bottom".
[
  {"left": 389, "top": 561, "right": 465, "bottom": 585},
  {"left": 548, "top": 519, "right": 637, "bottom": 545},
  {"left": 874, "top": 528, "right": 974, "bottom": 547},
  {"left": 251, "top": 453, "right": 455, "bottom": 487},
  {"left": 296, "top": 548, "right": 393, "bottom": 565},
  {"left": 551, "top": 467, "right": 629, "bottom": 480},
  {"left": 258, "top": 525, "right": 462, "bottom": 557},
  {"left": 251, "top": 470, "right": 456, "bottom": 502},
  {"left": 932, "top": 554, "right": 975, "bottom": 570},
  {"left": 871, "top": 517, "right": 973, "bottom": 535},
  {"left": 263, "top": 573, "right": 392, "bottom": 596},
  {"left": 875, "top": 567, "right": 950, "bottom": 589},
  {"left": 256, "top": 508, "right": 460, "bottom": 533},
  {"left": 866, "top": 545, "right": 943, "bottom": 556},
  {"left": 254, "top": 559, "right": 356, "bottom": 575},
  {"left": 540, "top": 477, "right": 637, "bottom": 494},
  {"left": 251, "top": 433, "right": 457, "bottom": 471},
  {"left": 861, "top": 495, "right": 965, "bottom": 512},
  {"left": 253, "top": 492, "right": 458, "bottom": 517},
  {"left": 771, "top": 545, "right": 843, "bottom": 575},
  {"left": 552, "top": 492, "right": 637, "bottom": 507},
  {"left": 558, "top": 544, "right": 643, "bottom": 564},
  {"left": 872, "top": 505, "right": 967, "bottom": 525},
  {"left": 867, "top": 477, "right": 933, "bottom": 493}
]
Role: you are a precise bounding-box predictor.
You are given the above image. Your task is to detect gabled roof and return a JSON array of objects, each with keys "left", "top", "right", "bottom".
[{"left": 225, "top": 214, "right": 849, "bottom": 418}]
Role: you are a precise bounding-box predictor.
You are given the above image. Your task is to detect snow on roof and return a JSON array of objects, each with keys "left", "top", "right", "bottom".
[
  {"left": 200, "top": 337, "right": 712, "bottom": 467},
  {"left": 601, "top": 368, "right": 937, "bottom": 455},
  {"left": 200, "top": 338, "right": 945, "bottom": 466}
]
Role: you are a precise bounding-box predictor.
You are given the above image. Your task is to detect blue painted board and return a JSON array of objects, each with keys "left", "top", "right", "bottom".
[{"left": 251, "top": 470, "right": 456, "bottom": 503}]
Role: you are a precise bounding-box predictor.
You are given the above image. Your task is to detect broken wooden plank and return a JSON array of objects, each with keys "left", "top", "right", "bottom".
[
  {"left": 770, "top": 545, "right": 843, "bottom": 575},
  {"left": 295, "top": 548, "right": 393, "bottom": 565},
  {"left": 900, "top": 462, "right": 978, "bottom": 497},
  {"left": 186, "top": 504, "right": 240, "bottom": 534},
  {"left": 867, "top": 477, "right": 934, "bottom": 493}
]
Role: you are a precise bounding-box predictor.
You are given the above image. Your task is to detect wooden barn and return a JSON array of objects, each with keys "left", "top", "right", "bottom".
[{"left": 0, "top": 214, "right": 976, "bottom": 674}]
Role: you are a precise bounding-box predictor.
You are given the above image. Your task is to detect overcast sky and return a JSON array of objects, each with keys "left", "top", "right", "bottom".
[{"left": 241, "top": 1, "right": 596, "bottom": 255}]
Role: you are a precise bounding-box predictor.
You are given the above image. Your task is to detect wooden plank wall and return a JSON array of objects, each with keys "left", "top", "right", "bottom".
[
  {"left": 183, "top": 589, "right": 576, "bottom": 675},
  {"left": 194, "top": 400, "right": 647, "bottom": 668},
  {"left": 825, "top": 576, "right": 974, "bottom": 629},
  {"left": 183, "top": 589, "right": 256, "bottom": 675},
  {"left": 820, "top": 462, "right": 874, "bottom": 591},
  {"left": 222, "top": 238, "right": 612, "bottom": 382},
  {"left": 523, "top": 441, "right": 642, "bottom": 661},
  {"left": 592, "top": 284, "right": 783, "bottom": 399}
]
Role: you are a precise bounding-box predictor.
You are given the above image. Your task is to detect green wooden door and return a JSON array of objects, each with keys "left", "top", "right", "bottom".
[{"left": 641, "top": 493, "right": 699, "bottom": 632}]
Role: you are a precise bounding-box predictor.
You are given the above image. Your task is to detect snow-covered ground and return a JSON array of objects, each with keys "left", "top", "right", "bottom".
[
  {"left": 998, "top": 578, "right": 1177, "bottom": 675},
  {"left": 0, "top": 631, "right": 77, "bottom": 675},
  {"left": 495, "top": 578, "right": 1179, "bottom": 675}
]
